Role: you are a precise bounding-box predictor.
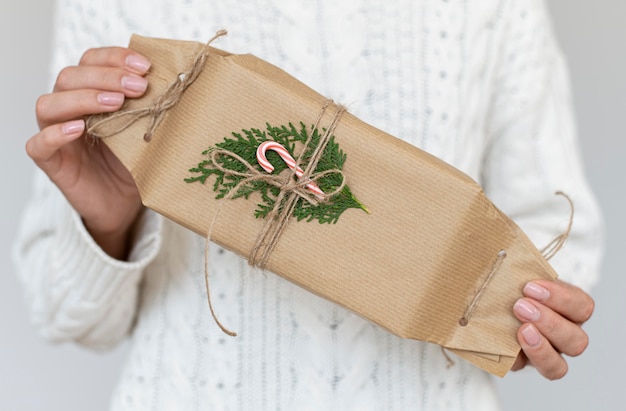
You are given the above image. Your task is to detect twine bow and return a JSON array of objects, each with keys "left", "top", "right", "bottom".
[
  {"left": 86, "top": 30, "right": 228, "bottom": 141},
  {"left": 203, "top": 101, "right": 347, "bottom": 335},
  {"left": 204, "top": 101, "right": 347, "bottom": 270}
]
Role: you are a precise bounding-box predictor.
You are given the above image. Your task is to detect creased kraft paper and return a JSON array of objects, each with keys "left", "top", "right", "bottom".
[{"left": 91, "top": 35, "right": 558, "bottom": 377}]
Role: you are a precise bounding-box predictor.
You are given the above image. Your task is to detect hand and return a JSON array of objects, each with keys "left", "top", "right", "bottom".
[
  {"left": 511, "top": 279, "right": 594, "bottom": 380},
  {"left": 26, "top": 47, "right": 152, "bottom": 259}
]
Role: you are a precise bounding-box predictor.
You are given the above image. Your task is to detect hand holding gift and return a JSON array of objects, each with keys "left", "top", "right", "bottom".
[
  {"left": 512, "top": 279, "right": 594, "bottom": 380},
  {"left": 25, "top": 47, "right": 152, "bottom": 259}
]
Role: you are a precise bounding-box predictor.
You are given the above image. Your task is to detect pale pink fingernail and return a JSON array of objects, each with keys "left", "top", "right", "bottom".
[
  {"left": 514, "top": 299, "right": 541, "bottom": 322},
  {"left": 121, "top": 75, "right": 148, "bottom": 93},
  {"left": 97, "top": 92, "right": 125, "bottom": 106},
  {"left": 524, "top": 282, "right": 550, "bottom": 301},
  {"left": 62, "top": 120, "right": 85, "bottom": 135},
  {"left": 521, "top": 324, "right": 541, "bottom": 347},
  {"left": 126, "top": 54, "right": 151, "bottom": 73}
]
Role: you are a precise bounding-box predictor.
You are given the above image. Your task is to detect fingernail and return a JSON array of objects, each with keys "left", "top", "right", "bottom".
[
  {"left": 62, "top": 120, "right": 85, "bottom": 135},
  {"left": 514, "top": 299, "right": 541, "bottom": 322},
  {"left": 524, "top": 282, "right": 550, "bottom": 301},
  {"left": 126, "top": 54, "right": 151, "bottom": 73},
  {"left": 121, "top": 75, "right": 148, "bottom": 93},
  {"left": 97, "top": 92, "right": 125, "bottom": 106},
  {"left": 521, "top": 324, "right": 541, "bottom": 347}
]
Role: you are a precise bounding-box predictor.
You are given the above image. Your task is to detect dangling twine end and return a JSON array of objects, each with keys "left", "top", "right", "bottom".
[
  {"left": 205, "top": 29, "right": 228, "bottom": 48},
  {"left": 215, "top": 320, "right": 238, "bottom": 337},
  {"left": 214, "top": 29, "right": 228, "bottom": 38},
  {"left": 441, "top": 347, "right": 456, "bottom": 369},
  {"left": 143, "top": 133, "right": 153, "bottom": 142},
  {"left": 205, "top": 266, "right": 238, "bottom": 336},
  {"left": 204, "top": 231, "right": 238, "bottom": 337},
  {"left": 540, "top": 191, "right": 574, "bottom": 261},
  {"left": 205, "top": 282, "right": 238, "bottom": 337}
]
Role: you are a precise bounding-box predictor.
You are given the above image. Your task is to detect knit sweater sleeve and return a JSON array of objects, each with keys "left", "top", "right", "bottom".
[
  {"left": 481, "top": 0, "right": 604, "bottom": 291},
  {"left": 12, "top": 169, "right": 162, "bottom": 350}
]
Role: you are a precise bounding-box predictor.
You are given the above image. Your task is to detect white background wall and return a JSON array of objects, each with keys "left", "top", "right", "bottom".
[{"left": 1, "top": 1, "right": 623, "bottom": 410}]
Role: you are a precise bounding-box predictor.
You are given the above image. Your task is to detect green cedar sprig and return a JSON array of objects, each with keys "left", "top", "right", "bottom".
[{"left": 185, "top": 122, "right": 369, "bottom": 224}]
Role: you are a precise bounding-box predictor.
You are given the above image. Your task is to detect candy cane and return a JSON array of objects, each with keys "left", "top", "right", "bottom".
[{"left": 256, "top": 141, "right": 325, "bottom": 198}]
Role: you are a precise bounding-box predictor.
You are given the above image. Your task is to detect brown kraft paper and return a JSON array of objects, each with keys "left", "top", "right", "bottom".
[{"left": 88, "top": 34, "right": 559, "bottom": 377}]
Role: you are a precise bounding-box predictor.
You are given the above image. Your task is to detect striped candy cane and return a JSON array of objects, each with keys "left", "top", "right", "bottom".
[{"left": 256, "top": 141, "right": 325, "bottom": 198}]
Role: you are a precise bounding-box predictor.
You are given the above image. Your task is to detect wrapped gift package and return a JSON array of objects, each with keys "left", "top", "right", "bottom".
[{"left": 88, "top": 33, "right": 559, "bottom": 377}]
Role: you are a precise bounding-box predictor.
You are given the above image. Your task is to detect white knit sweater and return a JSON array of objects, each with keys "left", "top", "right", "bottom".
[{"left": 14, "top": 0, "right": 603, "bottom": 410}]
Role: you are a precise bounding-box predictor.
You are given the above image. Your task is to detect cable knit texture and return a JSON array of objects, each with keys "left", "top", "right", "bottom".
[{"left": 13, "top": 0, "right": 603, "bottom": 410}]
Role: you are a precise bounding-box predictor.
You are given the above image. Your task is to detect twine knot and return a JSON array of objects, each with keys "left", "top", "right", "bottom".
[
  {"left": 86, "top": 30, "right": 228, "bottom": 141},
  {"left": 208, "top": 101, "right": 347, "bottom": 269}
]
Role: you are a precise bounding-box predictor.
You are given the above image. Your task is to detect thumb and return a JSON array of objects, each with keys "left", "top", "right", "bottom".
[{"left": 26, "top": 120, "right": 85, "bottom": 171}]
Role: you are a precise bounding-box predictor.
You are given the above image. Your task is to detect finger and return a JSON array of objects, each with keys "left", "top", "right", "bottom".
[
  {"left": 523, "top": 280, "right": 594, "bottom": 324},
  {"left": 518, "top": 323, "right": 568, "bottom": 380},
  {"left": 54, "top": 65, "right": 148, "bottom": 98},
  {"left": 514, "top": 297, "right": 589, "bottom": 357},
  {"left": 36, "top": 90, "right": 125, "bottom": 129},
  {"left": 78, "top": 47, "right": 151, "bottom": 74},
  {"left": 26, "top": 120, "right": 85, "bottom": 166}
]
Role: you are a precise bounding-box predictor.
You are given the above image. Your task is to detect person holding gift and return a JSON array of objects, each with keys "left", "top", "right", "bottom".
[{"left": 14, "top": 0, "right": 602, "bottom": 410}]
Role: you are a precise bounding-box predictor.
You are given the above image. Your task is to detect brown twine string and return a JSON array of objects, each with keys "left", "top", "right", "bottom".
[
  {"left": 249, "top": 102, "right": 347, "bottom": 268},
  {"left": 202, "top": 101, "right": 347, "bottom": 335},
  {"left": 457, "top": 192, "right": 575, "bottom": 327},
  {"left": 440, "top": 347, "right": 456, "bottom": 369},
  {"left": 203, "top": 228, "right": 237, "bottom": 336},
  {"left": 86, "top": 29, "right": 228, "bottom": 142},
  {"left": 459, "top": 249, "right": 507, "bottom": 327},
  {"left": 540, "top": 191, "right": 574, "bottom": 261}
]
